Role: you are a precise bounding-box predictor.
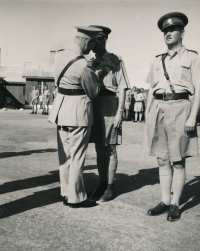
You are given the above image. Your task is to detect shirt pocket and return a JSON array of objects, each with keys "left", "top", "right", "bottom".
[
  {"left": 174, "top": 63, "right": 190, "bottom": 81},
  {"left": 153, "top": 66, "right": 163, "bottom": 84},
  {"left": 103, "top": 71, "right": 117, "bottom": 87}
]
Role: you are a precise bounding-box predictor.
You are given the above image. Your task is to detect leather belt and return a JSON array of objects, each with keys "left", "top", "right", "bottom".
[
  {"left": 99, "top": 89, "right": 116, "bottom": 96},
  {"left": 58, "top": 87, "right": 85, "bottom": 95},
  {"left": 154, "top": 92, "right": 189, "bottom": 101}
]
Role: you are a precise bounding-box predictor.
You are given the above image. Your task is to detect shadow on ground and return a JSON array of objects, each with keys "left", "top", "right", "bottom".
[
  {"left": 0, "top": 170, "right": 60, "bottom": 194},
  {"left": 1, "top": 168, "right": 199, "bottom": 219},
  {"left": 0, "top": 148, "right": 57, "bottom": 159},
  {"left": 180, "top": 176, "right": 200, "bottom": 215}
]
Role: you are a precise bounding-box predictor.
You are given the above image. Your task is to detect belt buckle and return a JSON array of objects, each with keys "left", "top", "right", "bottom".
[{"left": 163, "top": 92, "right": 168, "bottom": 101}]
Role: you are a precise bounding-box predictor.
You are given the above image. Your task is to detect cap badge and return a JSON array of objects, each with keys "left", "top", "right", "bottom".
[{"left": 167, "top": 18, "right": 173, "bottom": 24}]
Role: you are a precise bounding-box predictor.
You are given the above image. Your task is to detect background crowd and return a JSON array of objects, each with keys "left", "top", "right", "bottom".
[
  {"left": 123, "top": 87, "right": 148, "bottom": 123},
  {"left": 31, "top": 85, "right": 57, "bottom": 115}
]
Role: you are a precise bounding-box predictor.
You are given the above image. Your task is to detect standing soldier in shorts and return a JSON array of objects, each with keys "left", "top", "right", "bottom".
[
  {"left": 89, "top": 25, "right": 130, "bottom": 202},
  {"left": 145, "top": 12, "right": 200, "bottom": 221}
]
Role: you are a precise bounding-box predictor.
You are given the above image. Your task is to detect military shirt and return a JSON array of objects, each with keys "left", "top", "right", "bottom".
[
  {"left": 146, "top": 46, "right": 200, "bottom": 94},
  {"left": 94, "top": 51, "right": 130, "bottom": 93},
  {"left": 31, "top": 89, "right": 39, "bottom": 101}
]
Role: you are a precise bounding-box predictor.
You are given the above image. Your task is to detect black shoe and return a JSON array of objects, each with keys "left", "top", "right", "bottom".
[
  {"left": 167, "top": 204, "right": 180, "bottom": 222},
  {"left": 147, "top": 202, "right": 170, "bottom": 216},
  {"left": 68, "top": 199, "right": 98, "bottom": 209},
  {"left": 100, "top": 184, "right": 114, "bottom": 202},
  {"left": 63, "top": 196, "right": 68, "bottom": 206},
  {"left": 30, "top": 112, "right": 34, "bottom": 114},
  {"left": 91, "top": 182, "right": 108, "bottom": 200}
]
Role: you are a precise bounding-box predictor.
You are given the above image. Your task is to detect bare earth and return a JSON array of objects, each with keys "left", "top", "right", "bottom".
[{"left": 0, "top": 110, "right": 200, "bottom": 251}]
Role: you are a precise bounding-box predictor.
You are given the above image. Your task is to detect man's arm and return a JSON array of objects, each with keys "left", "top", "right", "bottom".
[
  {"left": 114, "top": 89, "right": 126, "bottom": 128},
  {"left": 80, "top": 65, "right": 101, "bottom": 99},
  {"left": 145, "top": 87, "right": 154, "bottom": 119},
  {"left": 185, "top": 54, "right": 200, "bottom": 132}
]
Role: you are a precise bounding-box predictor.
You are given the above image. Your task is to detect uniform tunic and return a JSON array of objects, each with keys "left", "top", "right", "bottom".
[
  {"left": 145, "top": 46, "right": 200, "bottom": 161},
  {"left": 90, "top": 51, "right": 130, "bottom": 146},
  {"left": 43, "top": 90, "right": 50, "bottom": 105},
  {"left": 48, "top": 45, "right": 100, "bottom": 203}
]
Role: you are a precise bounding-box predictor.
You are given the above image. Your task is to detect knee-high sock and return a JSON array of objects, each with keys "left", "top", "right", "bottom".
[
  {"left": 135, "top": 112, "right": 138, "bottom": 121},
  {"left": 108, "top": 158, "right": 118, "bottom": 184},
  {"left": 171, "top": 167, "right": 186, "bottom": 206},
  {"left": 159, "top": 165, "right": 173, "bottom": 205}
]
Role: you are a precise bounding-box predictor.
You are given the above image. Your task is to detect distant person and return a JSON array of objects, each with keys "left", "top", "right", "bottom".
[
  {"left": 124, "top": 90, "right": 131, "bottom": 121},
  {"left": 52, "top": 86, "right": 57, "bottom": 102},
  {"left": 31, "top": 85, "right": 39, "bottom": 114},
  {"left": 42, "top": 85, "right": 50, "bottom": 115},
  {"left": 39, "top": 93, "right": 43, "bottom": 109},
  {"left": 134, "top": 88, "right": 144, "bottom": 122},
  {"left": 145, "top": 12, "right": 200, "bottom": 222}
]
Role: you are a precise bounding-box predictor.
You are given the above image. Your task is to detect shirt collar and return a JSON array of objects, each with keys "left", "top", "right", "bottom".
[
  {"left": 166, "top": 45, "right": 186, "bottom": 59},
  {"left": 96, "top": 50, "right": 110, "bottom": 61}
]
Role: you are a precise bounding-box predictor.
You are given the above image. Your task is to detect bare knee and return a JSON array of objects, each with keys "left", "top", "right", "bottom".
[
  {"left": 173, "top": 159, "right": 185, "bottom": 170},
  {"left": 106, "top": 145, "right": 117, "bottom": 159},
  {"left": 157, "top": 157, "right": 170, "bottom": 167}
]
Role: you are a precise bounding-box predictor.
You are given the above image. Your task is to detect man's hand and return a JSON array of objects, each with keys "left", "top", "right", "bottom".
[
  {"left": 185, "top": 116, "right": 196, "bottom": 132},
  {"left": 95, "top": 69, "right": 103, "bottom": 77},
  {"left": 114, "top": 110, "right": 123, "bottom": 128}
]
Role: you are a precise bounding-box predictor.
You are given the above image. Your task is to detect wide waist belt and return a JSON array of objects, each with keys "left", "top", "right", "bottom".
[
  {"left": 154, "top": 92, "right": 189, "bottom": 101},
  {"left": 58, "top": 87, "right": 86, "bottom": 96},
  {"left": 99, "top": 89, "right": 116, "bottom": 96}
]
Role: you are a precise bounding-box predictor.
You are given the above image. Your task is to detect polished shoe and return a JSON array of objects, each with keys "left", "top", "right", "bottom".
[
  {"left": 91, "top": 181, "right": 108, "bottom": 200},
  {"left": 63, "top": 196, "right": 68, "bottom": 206},
  {"left": 68, "top": 199, "right": 98, "bottom": 209},
  {"left": 167, "top": 204, "right": 180, "bottom": 222},
  {"left": 147, "top": 202, "right": 170, "bottom": 216},
  {"left": 100, "top": 184, "right": 114, "bottom": 202}
]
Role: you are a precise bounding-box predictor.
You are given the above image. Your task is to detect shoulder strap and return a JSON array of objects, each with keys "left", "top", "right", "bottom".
[
  {"left": 56, "top": 55, "right": 84, "bottom": 87},
  {"left": 161, "top": 53, "right": 176, "bottom": 93}
]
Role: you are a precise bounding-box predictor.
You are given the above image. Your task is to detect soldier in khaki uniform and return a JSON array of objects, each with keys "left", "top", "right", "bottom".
[
  {"left": 88, "top": 25, "right": 130, "bottom": 202},
  {"left": 145, "top": 13, "right": 200, "bottom": 221},
  {"left": 48, "top": 26, "right": 101, "bottom": 208}
]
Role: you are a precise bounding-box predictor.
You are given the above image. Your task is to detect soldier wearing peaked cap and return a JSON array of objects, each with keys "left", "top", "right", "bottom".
[
  {"left": 144, "top": 12, "right": 200, "bottom": 221},
  {"left": 88, "top": 25, "right": 130, "bottom": 202},
  {"left": 48, "top": 26, "right": 101, "bottom": 208}
]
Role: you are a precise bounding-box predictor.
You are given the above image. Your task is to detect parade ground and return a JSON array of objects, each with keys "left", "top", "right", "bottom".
[{"left": 0, "top": 109, "right": 200, "bottom": 251}]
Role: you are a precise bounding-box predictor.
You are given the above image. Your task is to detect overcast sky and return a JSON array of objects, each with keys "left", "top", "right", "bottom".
[{"left": 0, "top": 0, "right": 200, "bottom": 79}]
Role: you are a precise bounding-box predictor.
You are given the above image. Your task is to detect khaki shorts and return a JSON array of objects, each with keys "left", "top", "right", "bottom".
[
  {"left": 146, "top": 99, "right": 198, "bottom": 162},
  {"left": 134, "top": 101, "right": 143, "bottom": 112},
  {"left": 89, "top": 96, "right": 122, "bottom": 146}
]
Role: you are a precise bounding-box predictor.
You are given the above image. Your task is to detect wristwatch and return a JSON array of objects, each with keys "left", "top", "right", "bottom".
[{"left": 118, "top": 108, "right": 124, "bottom": 113}]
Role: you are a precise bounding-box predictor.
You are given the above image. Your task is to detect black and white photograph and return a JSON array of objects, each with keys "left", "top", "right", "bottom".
[{"left": 0, "top": 0, "right": 200, "bottom": 250}]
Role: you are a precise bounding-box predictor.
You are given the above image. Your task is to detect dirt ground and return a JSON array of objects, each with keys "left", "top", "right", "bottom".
[{"left": 0, "top": 109, "right": 200, "bottom": 251}]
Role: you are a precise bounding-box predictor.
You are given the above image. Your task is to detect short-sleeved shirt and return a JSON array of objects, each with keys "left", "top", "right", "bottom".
[
  {"left": 94, "top": 51, "right": 130, "bottom": 93},
  {"left": 31, "top": 89, "right": 39, "bottom": 101},
  {"left": 135, "top": 92, "right": 144, "bottom": 102},
  {"left": 146, "top": 46, "right": 200, "bottom": 94}
]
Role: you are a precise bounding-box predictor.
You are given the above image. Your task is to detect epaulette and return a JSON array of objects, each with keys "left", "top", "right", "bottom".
[
  {"left": 57, "top": 49, "right": 65, "bottom": 52},
  {"left": 187, "top": 49, "right": 198, "bottom": 55},
  {"left": 110, "top": 53, "right": 121, "bottom": 63},
  {"left": 155, "top": 53, "right": 165, "bottom": 58}
]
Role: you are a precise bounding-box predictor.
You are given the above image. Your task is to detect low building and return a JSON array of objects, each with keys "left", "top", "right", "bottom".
[{"left": 0, "top": 51, "right": 55, "bottom": 108}]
